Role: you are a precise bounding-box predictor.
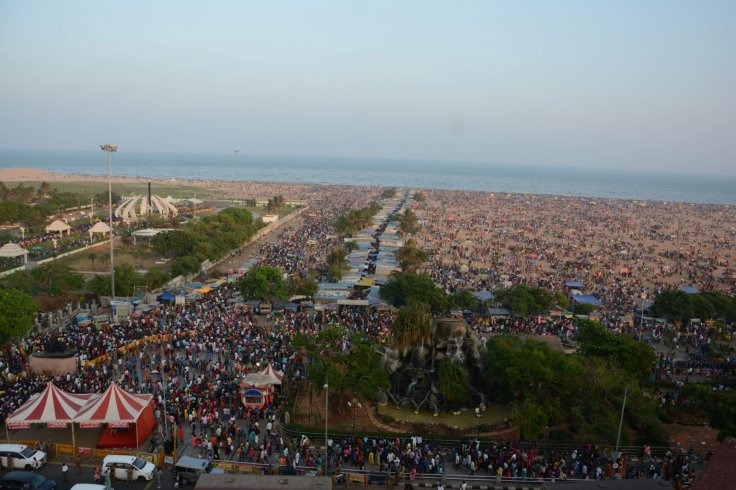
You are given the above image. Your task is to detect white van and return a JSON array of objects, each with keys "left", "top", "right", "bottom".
[
  {"left": 0, "top": 444, "right": 48, "bottom": 470},
  {"left": 100, "top": 455, "right": 156, "bottom": 482}
]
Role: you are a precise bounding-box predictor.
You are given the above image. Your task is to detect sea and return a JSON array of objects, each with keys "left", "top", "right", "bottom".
[{"left": 0, "top": 149, "right": 734, "bottom": 206}]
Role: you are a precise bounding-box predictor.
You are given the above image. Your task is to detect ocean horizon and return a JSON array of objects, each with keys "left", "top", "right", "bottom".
[{"left": 0, "top": 148, "right": 734, "bottom": 206}]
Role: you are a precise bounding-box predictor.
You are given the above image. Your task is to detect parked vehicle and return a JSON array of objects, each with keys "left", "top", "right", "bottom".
[
  {"left": 172, "top": 456, "right": 224, "bottom": 486},
  {"left": 1, "top": 471, "right": 56, "bottom": 490},
  {"left": 0, "top": 445, "right": 48, "bottom": 470},
  {"left": 100, "top": 455, "right": 156, "bottom": 482}
]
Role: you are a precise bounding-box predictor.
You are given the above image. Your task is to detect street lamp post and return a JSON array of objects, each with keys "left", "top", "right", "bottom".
[
  {"left": 347, "top": 399, "right": 362, "bottom": 435},
  {"left": 475, "top": 403, "right": 486, "bottom": 441},
  {"left": 323, "top": 380, "right": 329, "bottom": 475},
  {"left": 100, "top": 144, "right": 118, "bottom": 298}
]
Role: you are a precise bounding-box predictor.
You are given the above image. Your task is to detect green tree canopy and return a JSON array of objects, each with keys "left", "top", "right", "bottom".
[
  {"left": 287, "top": 275, "right": 318, "bottom": 299},
  {"left": 0, "top": 288, "right": 37, "bottom": 345},
  {"left": 576, "top": 319, "right": 656, "bottom": 383},
  {"left": 395, "top": 238, "right": 428, "bottom": 273},
  {"left": 379, "top": 272, "right": 448, "bottom": 312},
  {"left": 392, "top": 300, "right": 432, "bottom": 347},
  {"left": 437, "top": 358, "right": 469, "bottom": 405},
  {"left": 397, "top": 209, "right": 421, "bottom": 236},
  {"left": 238, "top": 266, "right": 286, "bottom": 302},
  {"left": 494, "top": 284, "right": 557, "bottom": 316}
]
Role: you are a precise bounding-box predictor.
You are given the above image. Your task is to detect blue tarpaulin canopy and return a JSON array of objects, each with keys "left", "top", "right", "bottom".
[
  {"left": 572, "top": 295, "right": 603, "bottom": 306},
  {"left": 471, "top": 290, "right": 494, "bottom": 302},
  {"left": 565, "top": 281, "right": 585, "bottom": 289},
  {"left": 158, "top": 291, "right": 176, "bottom": 302},
  {"left": 679, "top": 286, "right": 700, "bottom": 294}
]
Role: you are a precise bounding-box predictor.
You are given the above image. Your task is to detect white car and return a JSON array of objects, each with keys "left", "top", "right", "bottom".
[
  {"left": 70, "top": 485, "right": 114, "bottom": 490},
  {"left": 0, "top": 444, "right": 48, "bottom": 470},
  {"left": 100, "top": 455, "right": 156, "bottom": 482}
]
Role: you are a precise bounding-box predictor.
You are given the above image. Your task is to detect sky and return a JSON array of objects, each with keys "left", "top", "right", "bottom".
[{"left": 0, "top": 0, "right": 734, "bottom": 173}]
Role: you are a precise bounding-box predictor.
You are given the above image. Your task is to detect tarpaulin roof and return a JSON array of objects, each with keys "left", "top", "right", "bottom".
[
  {"left": 74, "top": 383, "right": 152, "bottom": 424},
  {"left": 571, "top": 295, "right": 603, "bottom": 306},
  {"left": 6, "top": 382, "right": 100, "bottom": 424}
]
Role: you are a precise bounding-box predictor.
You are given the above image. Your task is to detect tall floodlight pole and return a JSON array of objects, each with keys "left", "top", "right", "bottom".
[
  {"left": 615, "top": 386, "right": 628, "bottom": 456},
  {"left": 323, "top": 379, "right": 329, "bottom": 475},
  {"left": 638, "top": 292, "right": 647, "bottom": 341},
  {"left": 100, "top": 145, "right": 118, "bottom": 298},
  {"left": 234, "top": 149, "right": 240, "bottom": 204}
]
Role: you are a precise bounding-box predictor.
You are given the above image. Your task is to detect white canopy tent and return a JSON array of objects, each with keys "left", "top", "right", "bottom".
[
  {"left": 88, "top": 221, "right": 111, "bottom": 241},
  {"left": 0, "top": 242, "right": 29, "bottom": 263},
  {"left": 45, "top": 219, "right": 71, "bottom": 236}
]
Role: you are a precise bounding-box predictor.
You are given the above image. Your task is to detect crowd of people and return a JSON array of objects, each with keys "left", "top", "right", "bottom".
[{"left": 0, "top": 183, "right": 733, "bottom": 489}]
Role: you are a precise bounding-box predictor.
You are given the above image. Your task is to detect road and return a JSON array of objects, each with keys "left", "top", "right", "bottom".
[{"left": 12, "top": 461, "right": 170, "bottom": 490}]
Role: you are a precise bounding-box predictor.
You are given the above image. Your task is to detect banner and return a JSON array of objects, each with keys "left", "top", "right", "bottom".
[
  {"left": 79, "top": 422, "right": 101, "bottom": 429},
  {"left": 108, "top": 422, "right": 129, "bottom": 429},
  {"left": 7, "top": 422, "right": 30, "bottom": 429},
  {"left": 47, "top": 421, "right": 68, "bottom": 429}
]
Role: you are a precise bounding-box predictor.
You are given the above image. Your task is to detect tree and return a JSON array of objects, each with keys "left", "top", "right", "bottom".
[
  {"left": 412, "top": 191, "right": 425, "bottom": 202},
  {"left": 576, "top": 319, "right": 656, "bottom": 382},
  {"left": 239, "top": 266, "right": 286, "bottom": 302},
  {"left": 449, "top": 290, "right": 478, "bottom": 312},
  {"left": 397, "top": 209, "right": 420, "bottom": 236},
  {"left": 0, "top": 288, "right": 38, "bottom": 345},
  {"left": 395, "top": 238, "right": 428, "bottom": 273},
  {"left": 495, "top": 285, "right": 554, "bottom": 316},
  {"left": 151, "top": 230, "right": 198, "bottom": 258},
  {"left": 171, "top": 255, "right": 202, "bottom": 276},
  {"left": 379, "top": 272, "right": 448, "bottom": 312},
  {"left": 288, "top": 275, "right": 318, "bottom": 299},
  {"left": 437, "top": 358, "right": 469, "bottom": 405},
  {"left": 143, "top": 267, "right": 171, "bottom": 290},
  {"left": 392, "top": 300, "right": 432, "bottom": 347}
]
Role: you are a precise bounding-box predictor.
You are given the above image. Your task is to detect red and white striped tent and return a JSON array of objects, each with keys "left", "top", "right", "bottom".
[
  {"left": 5, "top": 382, "right": 100, "bottom": 447},
  {"left": 6, "top": 382, "right": 98, "bottom": 427},
  {"left": 73, "top": 383, "right": 155, "bottom": 448},
  {"left": 259, "top": 363, "right": 283, "bottom": 385}
]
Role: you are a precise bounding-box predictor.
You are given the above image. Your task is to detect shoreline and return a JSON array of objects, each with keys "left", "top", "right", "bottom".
[{"left": 2, "top": 167, "right": 735, "bottom": 208}]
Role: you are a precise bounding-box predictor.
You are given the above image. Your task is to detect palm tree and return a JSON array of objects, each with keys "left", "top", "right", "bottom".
[{"left": 392, "top": 300, "right": 432, "bottom": 348}]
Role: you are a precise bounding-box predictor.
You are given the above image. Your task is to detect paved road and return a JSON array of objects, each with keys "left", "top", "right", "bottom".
[{"left": 9, "top": 461, "right": 171, "bottom": 490}]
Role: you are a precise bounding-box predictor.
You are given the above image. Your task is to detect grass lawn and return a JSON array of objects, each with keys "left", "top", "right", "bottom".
[
  {"left": 57, "top": 242, "right": 166, "bottom": 274},
  {"left": 18, "top": 181, "right": 218, "bottom": 199}
]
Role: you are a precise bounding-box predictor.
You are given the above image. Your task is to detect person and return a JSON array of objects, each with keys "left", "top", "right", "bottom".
[
  {"left": 94, "top": 466, "right": 102, "bottom": 483},
  {"left": 155, "top": 468, "right": 162, "bottom": 489},
  {"left": 461, "top": 482, "right": 467, "bottom": 490},
  {"left": 6, "top": 454, "right": 14, "bottom": 472},
  {"left": 104, "top": 467, "right": 112, "bottom": 488},
  {"left": 62, "top": 462, "right": 69, "bottom": 482},
  {"left": 74, "top": 453, "right": 82, "bottom": 475},
  {"left": 126, "top": 465, "right": 133, "bottom": 485}
]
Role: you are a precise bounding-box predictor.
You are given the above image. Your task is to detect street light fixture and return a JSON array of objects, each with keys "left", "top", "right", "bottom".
[
  {"left": 475, "top": 403, "right": 486, "bottom": 440},
  {"left": 347, "top": 399, "right": 362, "bottom": 435},
  {"left": 100, "top": 144, "right": 117, "bottom": 298}
]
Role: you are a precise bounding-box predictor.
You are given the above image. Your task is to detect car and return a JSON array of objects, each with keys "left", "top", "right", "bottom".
[
  {"left": 1, "top": 471, "right": 56, "bottom": 490},
  {"left": 70, "top": 485, "right": 114, "bottom": 490},
  {"left": 0, "top": 445, "right": 48, "bottom": 470},
  {"left": 173, "top": 456, "right": 224, "bottom": 486},
  {"left": 100, "top": 455, "right": 156, "bottom": 482}
]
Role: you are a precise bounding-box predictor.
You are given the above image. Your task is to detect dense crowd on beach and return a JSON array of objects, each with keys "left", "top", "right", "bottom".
[
  {"left": 0, "top": 181, "right": 734, "bottom": 487},
  {"left": 416, "top": 191, "right": 736, "bottom": 307}
]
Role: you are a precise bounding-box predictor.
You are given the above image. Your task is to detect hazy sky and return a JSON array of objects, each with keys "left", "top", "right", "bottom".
[{"left": 0, "top": 0, "right": 734, "bottom": 173}]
